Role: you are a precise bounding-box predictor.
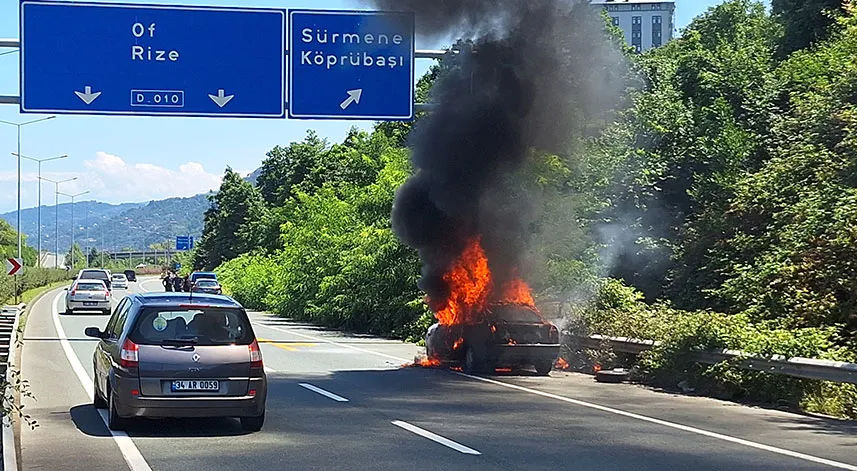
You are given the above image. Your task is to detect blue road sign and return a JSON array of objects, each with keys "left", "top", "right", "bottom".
[
  {"left": 288, "top": 10, "right": 415, "bottom": 121},
  {"left": 176, "top": 236, "right": 191, "bottom": 251},
  {"left": 20, "top": 1, "right": 286, "bottom": 118}
]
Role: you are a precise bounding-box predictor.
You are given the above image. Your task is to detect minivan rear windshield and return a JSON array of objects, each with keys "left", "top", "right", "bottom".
[{"left": 129, "top": 307, "right": 253, "bottom": 346}]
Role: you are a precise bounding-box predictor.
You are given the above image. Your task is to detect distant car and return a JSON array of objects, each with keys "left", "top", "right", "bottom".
[
  {"left": 65, "top": 280, "right": 112, "bottom": 315},
  {"left": 85, "top": 293, "right": 267, "bottom": 432},
  {"left": 123, "top": 270, "right": 137, "bottom": 282},
  {"left": 425, "top": 303, "right": 560, "bottom": 375},
  {"left": 77, "top": 268, "right": 112, "bottom": 290},
  {"left": 111, "top": 273, "right": 129, "bottom": 289},
  {"left": 190, "top": 272, "right": 217, "bottom": 284},
  {"left": 192, "top": 279, "right": 222, "bottom": 295},
  {"left": 135, "top": 263, "right": 146, "bottom": 269}
]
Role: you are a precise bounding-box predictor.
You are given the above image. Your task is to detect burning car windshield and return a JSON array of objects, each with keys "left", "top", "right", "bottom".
[
  {"left": 489, "top": 305, "right": 544, "bottom": 323},
  {"left": 129, "top": 308, "right": 253, "bottom": 346}
]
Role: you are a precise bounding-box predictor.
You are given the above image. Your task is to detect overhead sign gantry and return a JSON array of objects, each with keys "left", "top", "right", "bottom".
[{"left": 18, "top": 1, "right": 416, "bottom": 122}]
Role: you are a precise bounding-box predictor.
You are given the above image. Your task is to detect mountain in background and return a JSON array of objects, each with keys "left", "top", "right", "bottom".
[
  {"left": 0, "top": 168, "right": 262, "bottom": 255},
  {"left": 0, "top": 194, "right": 211, "bottom": 254}
]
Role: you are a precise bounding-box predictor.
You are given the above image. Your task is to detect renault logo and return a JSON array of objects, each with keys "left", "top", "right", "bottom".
[{"left": 192, "top": 353, "right": 200, "bottom": 362}]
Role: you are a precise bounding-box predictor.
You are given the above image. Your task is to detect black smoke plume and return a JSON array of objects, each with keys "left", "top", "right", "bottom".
[{"left": 373, "top": 0, "right": 629, "bottom": 308}]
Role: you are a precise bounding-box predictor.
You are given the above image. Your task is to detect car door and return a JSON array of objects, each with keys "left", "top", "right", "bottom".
[{"left": 96, "top": 298, "right": 130, "bottom": 393}]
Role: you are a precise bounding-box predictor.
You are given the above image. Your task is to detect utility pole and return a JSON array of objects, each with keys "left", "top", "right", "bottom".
[
  {"left": 0, "top": 116, "right": 56, "bottom": 261},
  {"left": 58, "top": 190, "right": 89, "bottom": 270},
  {"left": 14, "top": 153, "right": 67, "bottom": 267},
  {"left": 40, "top": 176, "right": 77, "bottom": 269}
]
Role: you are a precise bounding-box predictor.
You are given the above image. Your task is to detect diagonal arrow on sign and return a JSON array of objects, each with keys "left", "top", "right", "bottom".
[
  {"left": 5, "top": 258, "right": 23, "bottom": 276},
  {"left": 339, "top": 89, "right": 362, "bottom": 110}
]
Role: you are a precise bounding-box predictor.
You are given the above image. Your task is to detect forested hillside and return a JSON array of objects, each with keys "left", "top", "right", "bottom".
[{"left": 188, "top": 1, "right": 856, "bottom": 417}]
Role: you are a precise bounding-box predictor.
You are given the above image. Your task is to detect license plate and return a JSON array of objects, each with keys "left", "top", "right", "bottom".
[
  {"left": 171, "top": 380, "right": 219, "bottom": 392},
  {"left": 83, "top": 301, "right": 97, "bottom": 306}
]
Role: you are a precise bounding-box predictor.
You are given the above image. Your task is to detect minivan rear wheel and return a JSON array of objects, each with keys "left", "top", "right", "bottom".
[
  {"left": 93, "top": 377, "right": 107, "bottom": 409},
  {"left": 240, "top": 411, "right": 265, "bottom": 432},
  {"left": 108, "top": 390, "right": 126, "bottom": 431}
]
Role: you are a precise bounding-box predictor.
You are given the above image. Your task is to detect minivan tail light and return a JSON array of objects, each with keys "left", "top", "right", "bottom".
[
  {"left": 249, "top": 340, "right": 263, "bottom": 368},
  {"left": 120, "top": 338, "right": 139, "bottom": 368}
]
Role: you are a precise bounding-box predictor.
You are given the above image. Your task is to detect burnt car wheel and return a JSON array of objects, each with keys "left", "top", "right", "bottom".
[
  {"left": 534, "top": 360, "right": 553, "bottom": 376},
  {"left": 463, "top": 345, "right": 491, "bottom": 374}
]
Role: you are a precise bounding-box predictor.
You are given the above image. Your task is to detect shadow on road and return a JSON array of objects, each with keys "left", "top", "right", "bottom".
[
  {"left": 763, "top": 414, "right": 857, "bottom": 441},
  {"left": 70, "top": 404, "right": 252, "bottom": 438}
]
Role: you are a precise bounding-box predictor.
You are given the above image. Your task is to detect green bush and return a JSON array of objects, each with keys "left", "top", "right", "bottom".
[
  {"left": 571, "top": 279, "right": 857, "bottom": 419},
  {"left": 0, "top": 268, "right": 74, "bottom": 305}
]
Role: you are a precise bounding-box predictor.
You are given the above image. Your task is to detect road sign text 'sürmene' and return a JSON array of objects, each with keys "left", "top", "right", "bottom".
[
  {"left": 20, "top": 1, "right": 286, "bottom": 118},
  {"left": 288, "top": 10, "right": 415, "bottom": 120}
]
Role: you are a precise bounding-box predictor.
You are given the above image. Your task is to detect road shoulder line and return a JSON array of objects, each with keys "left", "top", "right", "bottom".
[
  {"left": 455, "top": 372, "right": 857, "bottom": 471},
  {"left": 50, "top": 291, "right": 153, "bottom": 471}
]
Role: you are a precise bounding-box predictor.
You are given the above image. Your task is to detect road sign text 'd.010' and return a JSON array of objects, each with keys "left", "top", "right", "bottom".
[
  {"left": 289, "top": 10, "right": 415, "bottom": 120},
  {"left": 5, "top": 258, "right": 23, "bottom": 276},
  {"left": 20, "top": 1, "right": 286, "bottom": 118}
]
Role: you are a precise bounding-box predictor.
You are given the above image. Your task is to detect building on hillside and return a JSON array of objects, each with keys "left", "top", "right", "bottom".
[{"left": 590, "top": 0, "right": 676, "bottom": 53}]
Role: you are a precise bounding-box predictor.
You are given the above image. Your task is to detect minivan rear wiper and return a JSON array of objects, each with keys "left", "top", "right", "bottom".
[{"left": 161, "top": 338, "right": 198, "bottom": 346}]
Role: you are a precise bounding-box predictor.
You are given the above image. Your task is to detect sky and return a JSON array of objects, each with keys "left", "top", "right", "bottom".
[{"left": 0, "top": 0, "right": 768, "bottom": 214}]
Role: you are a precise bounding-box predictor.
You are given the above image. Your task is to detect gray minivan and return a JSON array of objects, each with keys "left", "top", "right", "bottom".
[{"left": 85, "top": 292, "right": 267, "bottom": 431}]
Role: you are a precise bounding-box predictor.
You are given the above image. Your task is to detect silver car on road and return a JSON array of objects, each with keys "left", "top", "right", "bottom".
[{"left": 65, "top": 280, "right": 112, "bottom": 315}]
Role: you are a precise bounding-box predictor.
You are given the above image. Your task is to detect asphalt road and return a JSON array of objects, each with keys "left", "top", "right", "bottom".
[{"left": 17, "top": 278, "right": 857, "bottom": 471}]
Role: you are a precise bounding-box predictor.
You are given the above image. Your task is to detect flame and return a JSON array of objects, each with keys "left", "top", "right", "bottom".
[
  {"left": 494, "top": 367, "right": 513, "bottom": 373},
  {"left": 498, "top": 276, "right": 536, "bottom": 308},
  {"left": 490, "top": 325, "right": 497, "bottom": 333},
  {"left": 593, "top": 364, "right": 602, "bottom": 372},
  {"left": 452, "top": 337, "right": 464, "bottom": 350},
  {"left": 429, "top": 237, "right": 538, "bottom": 326},
  {"left": 431, "top": 237, "right": 492, "bottom": 326},
  {"left": 507, "top": 338, "right": 517, "bottom": 345},
  {"left": 419, "top": 357, "right": 441, "bottom": 367},
  {"left": 555, "top": 357, "right": 570, "bottom": 370}
]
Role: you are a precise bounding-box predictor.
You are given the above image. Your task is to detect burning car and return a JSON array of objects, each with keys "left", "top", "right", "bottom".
[{"left": 425, "top": 303, "right": 560, "bottom": 375}]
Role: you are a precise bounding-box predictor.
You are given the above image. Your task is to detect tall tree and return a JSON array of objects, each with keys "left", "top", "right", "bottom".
[
  {"left": 773, "top": 0, "right": 845, "bottom": 55},
  {"left": 194, "top": 168, "right": 267, "bottom": 269}
]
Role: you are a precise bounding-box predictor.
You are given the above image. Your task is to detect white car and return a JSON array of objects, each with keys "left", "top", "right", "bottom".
[
  {"left": 65, "top": 280, "right": 111, "bottom": 315},
  {"left": 111, "top": 273, "right": 129, "bottom": 289}
]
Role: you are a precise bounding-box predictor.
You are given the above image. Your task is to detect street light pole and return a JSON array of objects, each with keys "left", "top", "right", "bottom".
[
  {"left": 40, "top": 176, "right": 76, "bottom": 269},
  {"left": 13, "top": 153, "right": 68, "bottom": 267},
  {"left": 58, "top": 190, "right": 89, "bottom": 271},
  {"left": 0, "top": 116, "right": 56, "bottom": 261}
]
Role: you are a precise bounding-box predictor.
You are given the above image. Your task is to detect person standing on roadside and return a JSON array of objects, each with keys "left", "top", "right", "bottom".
[
  {"left": 163, "top": 272, "right": 173, "bottom": 292},
  {"left": 173, "top": 273, "right": 184, "bottom": 292}
]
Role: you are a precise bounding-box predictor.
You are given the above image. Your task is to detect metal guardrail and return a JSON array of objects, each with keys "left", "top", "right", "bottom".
[
  {"left": 1, "top": 304, "right": 23, "bottom": 471},
  {"left": 568, "top": 334, "right": 857, "bottom": 385}
]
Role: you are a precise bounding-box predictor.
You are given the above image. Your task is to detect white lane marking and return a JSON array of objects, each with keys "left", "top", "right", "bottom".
[
  {"left": 455, "top": 372, "right": 857, "bottom": 471},
  {"left": 254, "top": 322, "right": 410, "bottom": 363},
  {"left": 298, "top": 383, "right": 349, "bottom": 402},
  {"left": 392, "top": 420, "right": 481, "bottom": 455},
  {"left": 264, "top": 366, "right": 276, "bottom": 374},
  {"left": 51, "top": 291, "right": 153, "bottom": 471}
]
